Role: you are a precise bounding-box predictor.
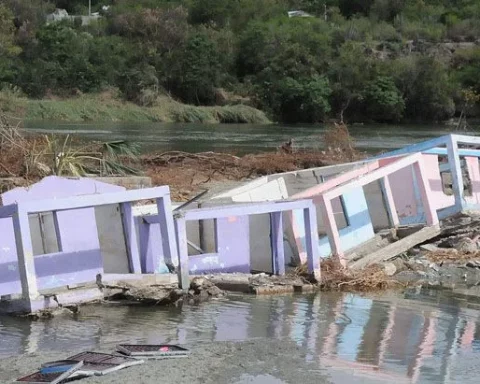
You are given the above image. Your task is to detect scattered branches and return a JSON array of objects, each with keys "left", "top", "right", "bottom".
[{"left": 319, "top": 259, "right": 403, "bottom": 292}]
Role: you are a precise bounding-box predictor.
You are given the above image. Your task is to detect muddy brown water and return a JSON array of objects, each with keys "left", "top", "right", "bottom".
[
  {"left": 2, "top": 289, "right": 480, "bottom": 383},
  {"left": 23, "top": 121, "right": 480, "bottom": 155}
]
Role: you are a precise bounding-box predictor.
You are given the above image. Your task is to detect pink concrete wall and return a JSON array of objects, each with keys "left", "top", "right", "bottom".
[
  {"left": 389, "top": 154, "right": 480, "bottom": 222},
  {"left": 389, "top": 166, "right": 419, "bottom": 220},
  {"left": 465, "top": 157, "right": 480, "bottom": 205},
  {"left": 423, "top": 154, "right": 454, "bottom": 210}
]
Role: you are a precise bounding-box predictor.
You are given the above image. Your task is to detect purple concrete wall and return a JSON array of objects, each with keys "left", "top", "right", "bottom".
[
  {"left": 0, "top": 176, "right": 124, "bottom": 295},
  {"left": 0, "top": 217, "right": 21, "bottom": 296},
  {"left": 189, "top": 216, "right": 250, "bottom": 274},
  {"left": 139, "top": 214, "right": 250, "bottom": 274},
  {"left": 34, "top": 249, "right": 103, "bottom": 289}
]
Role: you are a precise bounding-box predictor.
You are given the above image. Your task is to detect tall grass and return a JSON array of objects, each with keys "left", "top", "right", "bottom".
[{"left": 0, "top": 92, "right": 271, "bottom": 124}]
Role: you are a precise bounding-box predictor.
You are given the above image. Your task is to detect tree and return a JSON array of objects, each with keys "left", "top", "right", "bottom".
[
  {"left": 389, "top": 56, "right": 455, "bottom": 121},
  {"left": 329, "top": 41, "right": 375, "bottom": 122},
  {"left": 273, "top": 75, "right": 332, "bottom": 123},
  {"left": 175, "top": 32, "right": 222, "bottom": 105},
  {"left": 338, "top": 0, "right": 374, "bottom": 17},
  {"left": 0, "top": 4, "right": 21, "bottom": 86},
  {"left": 363, "top": 76, "right": 405, "bottom": 122},
  {"left": 18, "top": 23, "right": 124, "bottom": 97}
]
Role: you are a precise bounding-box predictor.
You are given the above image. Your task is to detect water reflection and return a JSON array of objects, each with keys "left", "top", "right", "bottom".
[{"left": 1, "top": 290, "right": 480, "bottom": 383}]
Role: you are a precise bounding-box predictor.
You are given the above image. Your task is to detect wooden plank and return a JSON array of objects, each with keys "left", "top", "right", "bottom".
[{"left": 349, "top": 225, "right": 441, "bottom": 270}]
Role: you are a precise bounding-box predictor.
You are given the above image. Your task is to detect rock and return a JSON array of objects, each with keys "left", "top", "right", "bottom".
[
  {"left": 466, "top": 260, "right": 480, "bottom": 268},
  {"left": 390, "top": 258, "right": 407, "bottom": 273},
  {"left": 455, "top": 237, "right": 478, "bottom": 253},
  {"left": 429, "top": 262, "right": 439, "bottom": 272},
  {"left": 190, "top": 277, "right": 208, "bottom": 291},
  {"left": 26, "top": 307, "right": 76, "bottom": 320},
  {"left": 409, "top": 248, "right": 421, "bottom": 256},
  {"left": 394, "top": 271, "right": 427, "bottom": 284},
  {"left": 206, "top": 286, "right": 224, "bottom": 297},
  {"left": 382, "top": 262, "right": 397, "bottom": 276},
  {"left": 420, "top": 244, "right": 439, "bottom": 252}
]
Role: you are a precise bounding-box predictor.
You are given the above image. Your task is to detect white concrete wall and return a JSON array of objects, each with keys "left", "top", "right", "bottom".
[
  {"left": 249, "top": 213, "right": 273, "bottom": 272},
  {"left": 364, "top": 181, "right": 390, "bottom": 230},
  {"left": 29, "top": 213, "right": 58, "bottom": 256},
  {"left": 95, "top": 204, "right": 130, "bottom": 274}
]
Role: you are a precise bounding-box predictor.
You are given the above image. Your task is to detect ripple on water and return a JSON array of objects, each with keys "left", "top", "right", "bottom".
[{"left": 2, "top": 290, "right": 480, "bottom": 383}]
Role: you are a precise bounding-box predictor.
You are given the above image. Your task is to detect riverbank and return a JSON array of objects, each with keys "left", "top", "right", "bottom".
[{"left": 0, "top": 92, "right": 271, "bottom": 124}]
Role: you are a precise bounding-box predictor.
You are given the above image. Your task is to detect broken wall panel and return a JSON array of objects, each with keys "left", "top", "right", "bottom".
[{"left": 0, "top": 182, "right": 177, "bottom": 313}]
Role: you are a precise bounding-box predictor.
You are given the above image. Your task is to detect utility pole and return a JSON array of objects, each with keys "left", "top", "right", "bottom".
[{"left": 88, "top": 0, "right": 91, "bottom": 16}]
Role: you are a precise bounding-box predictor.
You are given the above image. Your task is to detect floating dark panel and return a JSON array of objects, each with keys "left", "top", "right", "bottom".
[
  {"left": 67, "top": 351, "right": 143, "bottom": 376},
  {"left": 16, "top": 361, "right": 83, "bottom": 384}
]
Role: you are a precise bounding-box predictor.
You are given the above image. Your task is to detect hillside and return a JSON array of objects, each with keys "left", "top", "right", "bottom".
[{"left": 1, "top": 0, "right": 480, "bottom": 124}]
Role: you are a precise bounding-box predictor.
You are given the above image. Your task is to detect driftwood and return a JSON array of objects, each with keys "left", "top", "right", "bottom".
[{"left": 149, "top": 151, "right": 241, "bottom": 165}]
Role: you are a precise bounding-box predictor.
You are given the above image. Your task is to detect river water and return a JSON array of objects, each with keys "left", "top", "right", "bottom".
[
  {"left": 2, "top": 289, "right": 480, "bottom": 383},
  {"left": 23, "top": 121, "right": 479, "bottom": 154}
]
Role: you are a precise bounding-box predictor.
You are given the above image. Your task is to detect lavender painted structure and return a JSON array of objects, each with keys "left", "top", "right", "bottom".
[
  {"left": 0, "top": 177, "right": 125, "bottom": 298},
  {"left": 0, "top": 181, "right": 177, "bottom": 313},
  {"left": 142, "top": 199, "right": 321, "bottom": 288}
]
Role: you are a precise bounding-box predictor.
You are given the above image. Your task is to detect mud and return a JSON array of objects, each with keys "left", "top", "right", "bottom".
[{"left": 0, "top": 339, "right": 334, "bottom": 384}]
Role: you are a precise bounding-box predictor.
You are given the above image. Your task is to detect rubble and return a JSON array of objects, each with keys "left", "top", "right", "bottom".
[
  {"left": 102, "top": 277, "right": 226, "bottom": 306},
  {"left": 372, "top": 213, "right": 480, "bottom": 290}
]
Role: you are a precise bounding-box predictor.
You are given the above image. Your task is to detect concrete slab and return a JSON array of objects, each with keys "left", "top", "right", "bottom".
[{"left": 349, "top": 225, "right": 441, "bottom": 270}]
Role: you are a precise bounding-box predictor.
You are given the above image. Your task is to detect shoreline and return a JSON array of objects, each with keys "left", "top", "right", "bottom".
[{"left": 0, "top": 92, "right": 271, "bottom": 125}]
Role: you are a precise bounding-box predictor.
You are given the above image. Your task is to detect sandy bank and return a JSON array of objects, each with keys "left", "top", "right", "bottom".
[{"left": 0, "top": 339, "right": 337, "bottom": 384}]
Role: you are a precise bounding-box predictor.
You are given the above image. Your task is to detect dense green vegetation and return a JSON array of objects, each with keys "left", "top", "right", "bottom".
[{"left": 1, "top": 0, "right": 480, "bottom": 124}]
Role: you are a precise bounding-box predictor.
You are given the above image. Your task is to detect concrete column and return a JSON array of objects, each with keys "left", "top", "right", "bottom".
[
  {"left": 52, "top": 211, "right": 63, "bottom": 252},
  {"left": 120, "top": 202, "right": 142, "bottom": 273},
  {"left": 156, "top": 195, "right": 178, "bottom": 269},
  {"left": 303, "top": 206, "right": 321, "bottom": 281},
  {"left": 447, "top": 136, "right": 465, "bottom": 211},
  {"left": 270, "top": 212, "right": 285, "bottom": 275},
  {"left": 174, "top": 215, "right": 189, "bottom": 290},
  {"left": 380, "top": 176, "right": 399, "bottom": 227},
  {"left": 413, "top": 160, "right": 439, "bottom": 226},
  {"left": 318, "top": 195, "right": 345, "bottom": 266},
  {"left": 13, "top": 207, "right": 39, "bottom": 302}
]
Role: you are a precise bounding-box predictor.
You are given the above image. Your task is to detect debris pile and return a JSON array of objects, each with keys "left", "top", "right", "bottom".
[
  {"left": 102, "top": 277, "right": 225, "bottom": 306},
  {"left": 374, "top": 213, "right": 480, "bottom": 288},
  {"left": 320, "top": 259, "right": 402, "bottom": 292}
]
